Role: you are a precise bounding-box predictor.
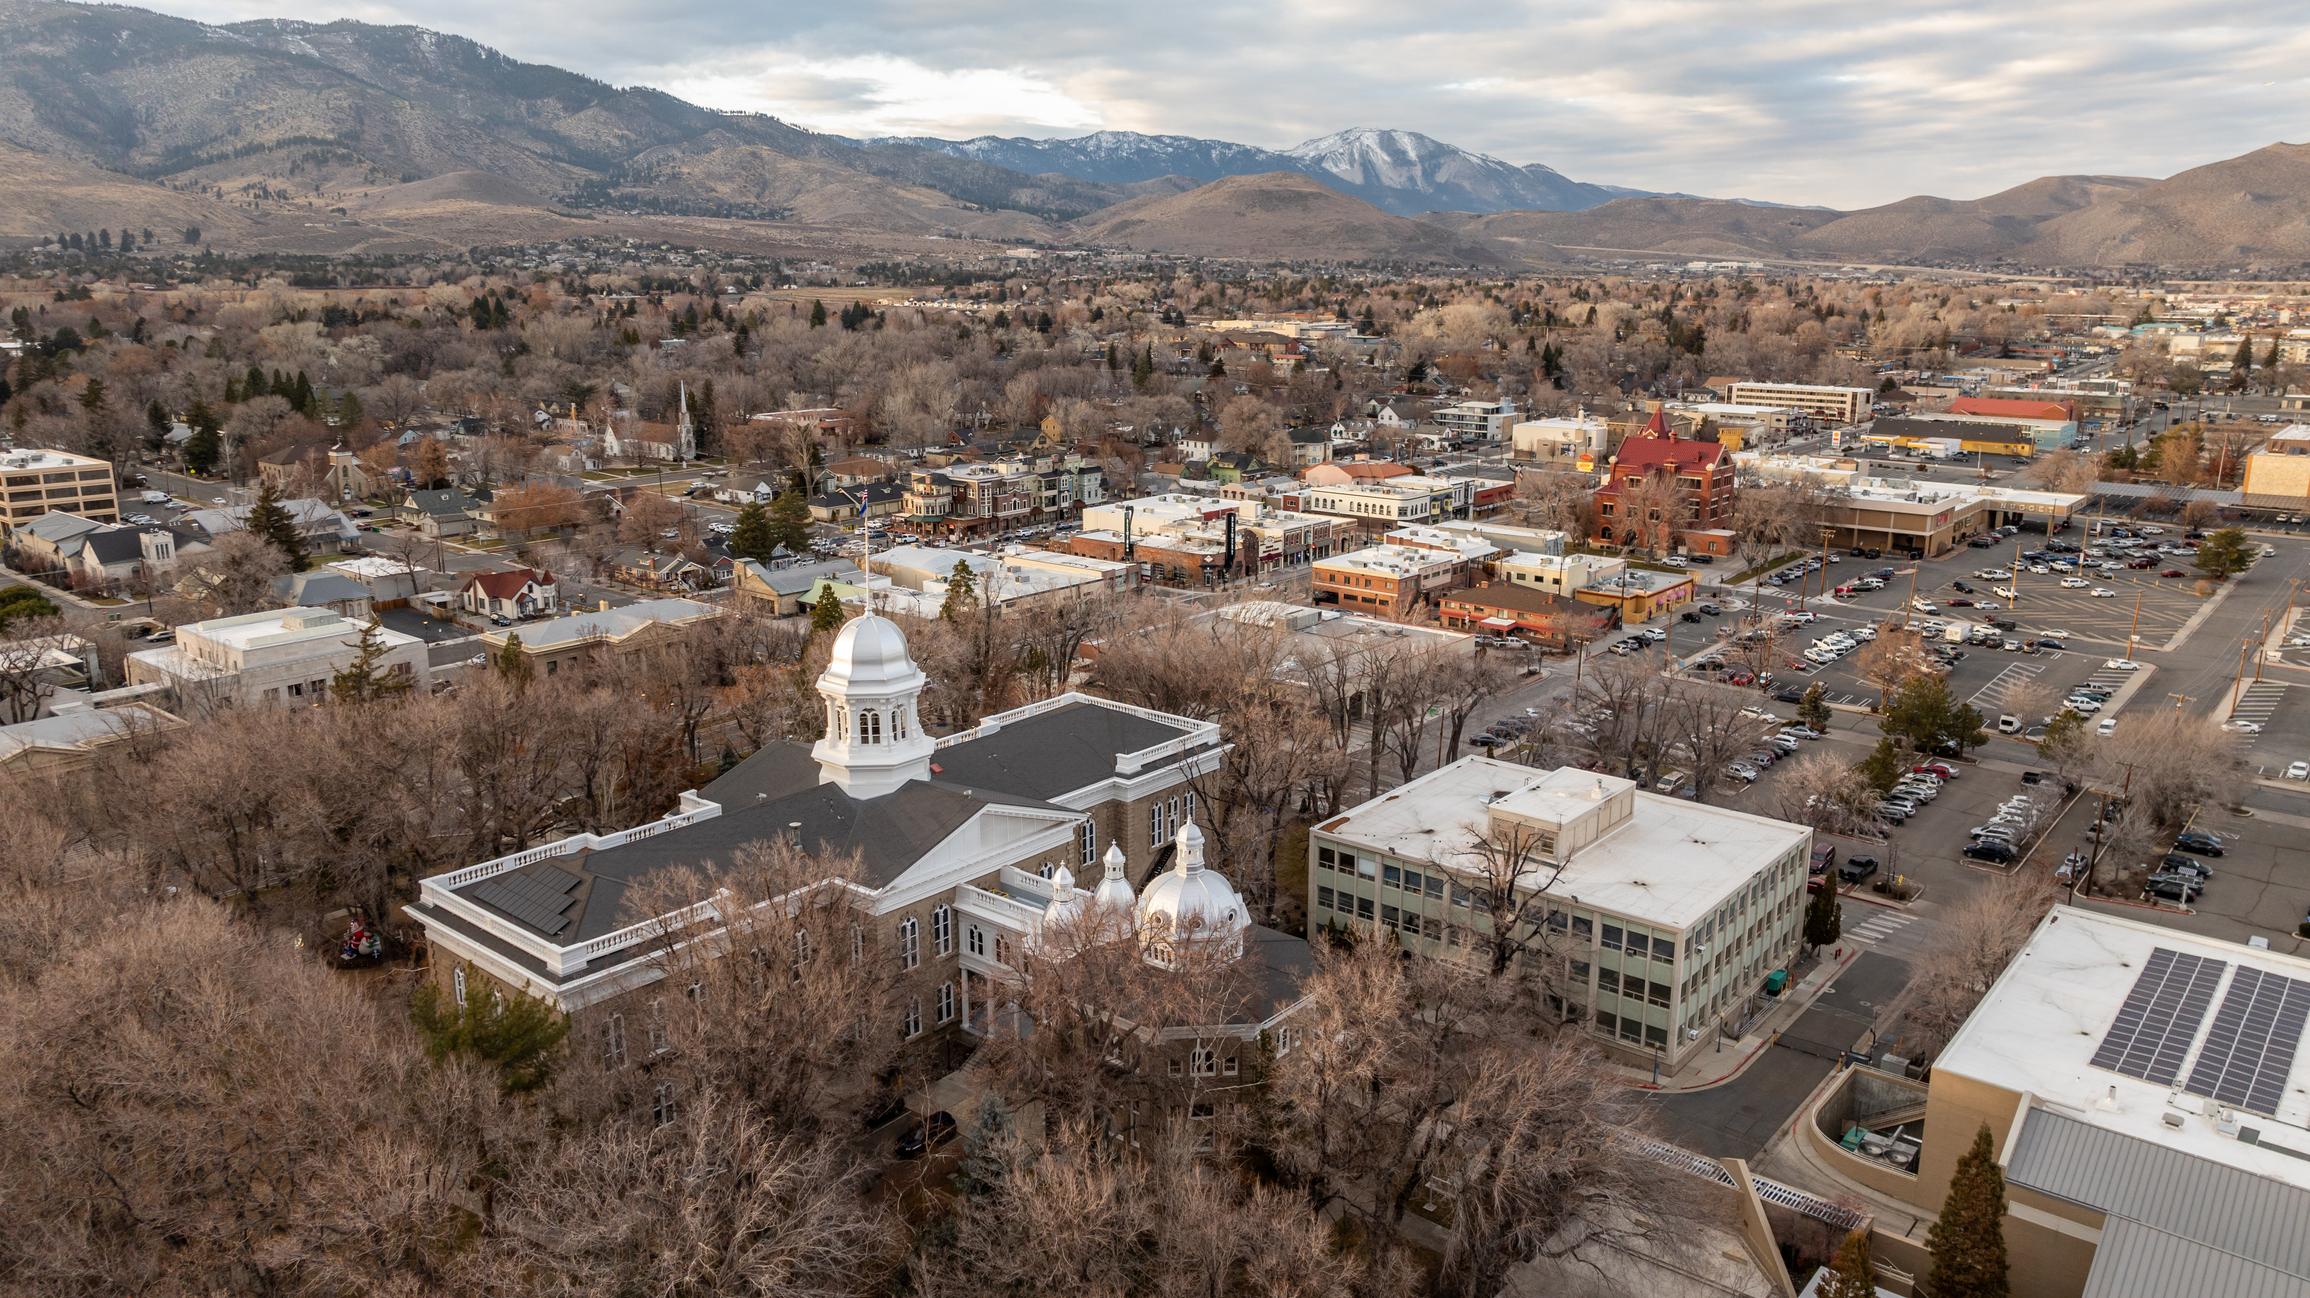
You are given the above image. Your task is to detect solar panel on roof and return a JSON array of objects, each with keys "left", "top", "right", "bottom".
[
  {"left": 467, "top": 866, "right": 580, "bottom": 937},
  {"left": 2088, "top": 947, "right": 2227, "bottom": 1085},
  {"left": 2183, "top": 966, "right": 2310, "bottom": 1116}
]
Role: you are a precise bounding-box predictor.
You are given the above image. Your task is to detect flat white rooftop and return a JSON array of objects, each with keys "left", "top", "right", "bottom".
[
  {"left": 186, "top": 607, "right": 408, "bottom": 653},
  {"left": 1320, "top": 757, "right": 1809, "bottom": 929},
  {"left": 0, "top": 447, "right": 106, "bottom": 471},
  {"left": 1941, "top": 906, "right": 2310, "bottom": 1193}
]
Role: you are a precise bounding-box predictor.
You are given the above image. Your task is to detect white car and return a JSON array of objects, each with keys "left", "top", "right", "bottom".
[
  {"left": 2105, "top": 658, "right": 2142, "bottom": 672},
  {"left": 1976, "top": 568, "right": 2012, "bottom": 580},
  {"left": 140, "top": 490, "right": 170, "bottom": 504},
  {"left": 2064, "top": 698, "right": 2103, "bottom": 715},
  {"left": 1993, "top": 586, "right": 2018, "bottom": 601},
  {"left": 2097, "top": 717, "right": 2118, "bottom": 736},
  {"left": 1912, "top": 599, "right": 1939, "bottom": 613},
  {"left": 2090, "top": 587, "right": 2117, "bottom": 598},
  {"left": 2289, "top": 762, "right": 2310, "bottom": 781},
  {"left": 2223, "top": 720, "right": 2264, "bottom": 734},
  {"left": 2061, "top": 577, "right": 2089, "bottom": 588}
]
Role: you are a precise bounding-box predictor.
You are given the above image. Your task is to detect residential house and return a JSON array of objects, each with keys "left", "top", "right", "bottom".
[
  {"left": 273, "top": 569, "right": 375, "bottom": 620},
  {"left": 257, "top": 445, "right": 373, "bottom": 502},
  {"left": 457, "top": 568, "right": 559, "bottom": 620},
  {"left": 608, "top": 548, "right": 712, "bottom": 592},
  {"left": 0, "top": 701, "right": 184, "bottom": 776},
  {"left": 807, "top": 482, "right": 906, "bottom": 524},
  {"left": 399, "top": 489, "right": 475, "bottom": 540}
]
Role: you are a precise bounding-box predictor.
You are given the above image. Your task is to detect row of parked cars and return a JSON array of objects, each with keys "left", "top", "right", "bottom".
[{"left": 1957, "top": 779, "right": 2050, "bottom": 864}]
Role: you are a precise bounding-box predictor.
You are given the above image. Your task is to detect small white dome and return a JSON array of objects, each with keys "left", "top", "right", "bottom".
[
  {"left": 1041, "top": 862, "right": 1092, "bottom": 936},
  {"left": 1136, "top": 822, "right": 1248, "bottom": 965},
  {"left": 820, "top": 614, "right": 923, "bottom": 692},
  {"left": 1093, "top": 841, "right": 1136, "bottom": 913}
]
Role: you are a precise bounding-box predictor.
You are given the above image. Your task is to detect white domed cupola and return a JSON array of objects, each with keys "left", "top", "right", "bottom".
[
  {"left": 1136, "top": 820, "right": 1250, "bottom": 968},
  {"left": 1039, "top": 863, "right": 1092, "bottom": 942},
  {"left": 812, "top": 613, "right": 935, "bottom": 798},
  {"left": 1093, "top": 841, "right": 1136, "bottom": 914}
]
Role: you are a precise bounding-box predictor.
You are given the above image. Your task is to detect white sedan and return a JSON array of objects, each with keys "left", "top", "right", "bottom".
[
  {"left": 2090, "top": 587, "right": 2117, "bottom": 598},
  {"left": 2105, "top": 658, "right": 2142, "bottom": 671},
  {"left": 2223, "top": 720, "right": 2264, "bottom": 734},
  {"left": 2289, "top": 762, "right": 2310, "bottom": 781}
]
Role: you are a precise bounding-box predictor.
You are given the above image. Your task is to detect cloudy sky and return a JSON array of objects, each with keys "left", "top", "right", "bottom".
[{"left": 145, "top": 0, "right": 2310, "bottom": 208}]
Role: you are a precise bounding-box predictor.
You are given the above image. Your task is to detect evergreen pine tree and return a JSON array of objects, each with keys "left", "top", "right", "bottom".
[
  {"left": 184, "top": 422, "right": 222, "bottom": 475},
  {"left": 410, "top": 978, "right": 569, "bottom": 1094},
  {"left": 939, "top": 559, "right": 979, "bottom": 623},
  {"left": 808, "top": 299, "right": 828, "bottom": 328},
  {"left": 1925, "top": 1126, "right": 2012, "bottom": 1298},
  {"left": 78, "top": 377, "right": 107, "bottom": 412},
  {"left": 954, "top": 1096, "right": 1013, "bottom": 1198},
  {"left": 1818, "top": 1229, "right": 1878, "bottom": 1298},
  {"left": 246, "top": 478, "right": 309, "bottom": 572},
  {"left": 493, "top": 633, "right": 534, "bottom": 690},
  {"left": 331, "top": 619, "right": 412, "bottom": 703},
  {"left": 1804, "top": 877, "right": 1842, "bottom": 952},
  {"left": 1798, "top": 682, "right": 1833, "bottom": 731},
  {"left": 810, "top": 589, "right": 848, "bottom": 635},
  {"left": 729, "top": 500, "right": 778, "bottom": 563},
  {"left": 768, "top": 488, "right": 813, "bottom": 555},
  {"left": 1132, "top": 344, "right": 1155, "bottom": 391}
]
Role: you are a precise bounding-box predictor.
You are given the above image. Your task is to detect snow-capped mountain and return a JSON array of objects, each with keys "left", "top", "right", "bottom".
[
  {"left": 884, "top": 126, "right": 1641, "bottom": 214},
  {"left": 1283, "top": 127, "right": 1624, "bottom": 213}
]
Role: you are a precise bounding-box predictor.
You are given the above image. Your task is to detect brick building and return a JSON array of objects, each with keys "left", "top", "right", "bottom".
[{"left": 1591, "top": 409, "right": 1737, "bottom": 556}]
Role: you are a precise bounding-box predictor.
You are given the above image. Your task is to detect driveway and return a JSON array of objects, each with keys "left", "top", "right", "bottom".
[{"left": 1647, "top": 951, "right": 1911, "bottom": 1159}]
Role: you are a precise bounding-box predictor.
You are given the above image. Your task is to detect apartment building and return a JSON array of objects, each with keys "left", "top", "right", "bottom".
[
  {"left": 1590, "top": 414, "right": 1739, "bottom": 556},
  {"left": 0, "top": 448, "right": 119, "bottom": 527},
  {"left": 1070, "top": 494, "right": 1352, "bottom": 583},
  {"left": 1429, "top": 398, "right": 1516, "bottom": 442},
  {"left": 1510, "top": 415, "right": 1611, "bottom": 466},
  {"left": 1311, "top": 544, "right": 1470, "bottom": 619},
  {"left": 1722, "top": 382, "right": 1875, "bottom": 425},
  {"left": 126, "top": 607, "right": 429, "bottom": 708},
  {"left": 1311, "top": 761, "right": 1810, "bottom": 1070}
]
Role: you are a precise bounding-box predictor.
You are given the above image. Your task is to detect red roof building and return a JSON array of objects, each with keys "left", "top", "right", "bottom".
[{"left": 1590, "top": 408, "right": 1736, "bottom": 555}]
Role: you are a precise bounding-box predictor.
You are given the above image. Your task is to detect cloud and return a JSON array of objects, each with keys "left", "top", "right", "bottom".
[{"left": 132, "top": 0, "right": 2310, "bottom": 208}]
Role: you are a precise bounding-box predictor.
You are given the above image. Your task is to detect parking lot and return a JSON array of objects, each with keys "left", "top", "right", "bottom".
[{"left": 2032, "top": 790, "right": 2310, "bottom": 949}]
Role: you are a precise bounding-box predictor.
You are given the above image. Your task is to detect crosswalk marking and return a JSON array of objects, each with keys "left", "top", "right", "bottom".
[{"left": 1843, "top": 912, "right": 1913, "bottom": 945}]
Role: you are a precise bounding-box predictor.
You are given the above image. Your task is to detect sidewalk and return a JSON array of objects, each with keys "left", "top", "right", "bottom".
[{"left": 1616, "top": 942, "right": 1863, "bottom": 1094}]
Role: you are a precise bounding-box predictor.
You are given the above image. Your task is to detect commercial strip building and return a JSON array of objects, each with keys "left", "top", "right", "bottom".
[
  {"left": 1436, "top": 582, "right": 1618, "bottom": 648},
  {"left": 1801, "top": 907, "right": 2310, "bottom": 1298},
  {"left": 1864, "top": 414, "right": 2051, "bottom": 456},
  {"left": 126, "top": 607, "right": 429, "bottom": 709},
  {"left": 1739, "top": 453, "right": 2085, "bottom": 557},
  {"left": 1311, "top": 761, "right": 1810, "bottom": 1070},
  {"left": 2240, "top": 424, "right": 2310, "bottom": 507},
  {"left": 1067, "top": 495, "right": 1354, "bottom": 585},
  {"left": 1722, "top": 382, "right": 1875, "bottom": 425},
  {"left": 0, "top": 447, "right": 119, "bottom": 527}
]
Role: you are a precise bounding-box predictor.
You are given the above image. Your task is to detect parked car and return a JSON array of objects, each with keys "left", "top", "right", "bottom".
[
  {"left": 2174, "top": 831, "right": 2225, "bottom": 857},
  {"left": 896, "top": 1111, "right": 959, "bottom": 1158},
  {"left": 1838, "top": 856, "right": 1881, "bottom": 884},
  {"left": 1963, "top": 841, "right": 2018, "bottom": 863},
  {"left": 2144, "top": 874, "right": 2201, "bottom": 903}
]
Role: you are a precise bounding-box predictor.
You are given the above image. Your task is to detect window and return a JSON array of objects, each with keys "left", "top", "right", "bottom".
[
  {"left": 1274, "top": 1026, "right": 1297, "bottom": 1055},
  {"left": 1602, "top": 923, "right": 1624, "bottom": 952},
  {"left": 903, "top": 999, "right": 922, "bottom": 1039},
  {"left": 850, "top": 925, "right": 863, "bottom": 964},
  {"left": 893, "top": 707, "right": 909, "bottom": 739},
  {"left": 603, "top": 1013, "right": 627, "bottom": 1067},
  {"left": 452, "top": 966, "right": 467, "bottom": 1006},
  {"left": 898, "top": 917, "right": 920, "bottom": 971},
  {"left": 1316, "top": 885, "right": 1336, "bottom": 911},
  {"left": 685, "top": 979, "right": 703, "bottom": 1001},
  {"left": 652, "top": 1081, "right": 678, "bottom": 1128},
  {"left": 994, "top": 935, "right": 1011, "bottom": 966},
  {"left": 1184, "top": 790, "right": 1197, "bottom": 823},
  {"left": 859, "top": 709, "right": 881, "bottom": 744},
  {"left": 648, "top": 999, "right": 670, "bottom": 1055},
  {"left": 1383, "top": 864, "right": 1403, "bottom": 889},
  {"left": 1222, "top": 1055, "right": 1239, "bottom": 1077},
  {"left": 288, "top": 682, "right": 304, "bottom": 698},
  {"left": 967, "top": 925, "right": 985, "bottom": 957},
  {"left": 937, "top": 981, "right": 956, "bottom": 1024},
  {"left": 792, "top": 928, "right": 813, "bottom": 970},
  {"left": 1190, "top": 1044, "right": 1216, "bottom": 1076},
  {"left": 1077, "top": 819, "right": 1096, "bottom": 868},
  {"left": 932, "top": 905, "right": 953, "bottom": 957}
]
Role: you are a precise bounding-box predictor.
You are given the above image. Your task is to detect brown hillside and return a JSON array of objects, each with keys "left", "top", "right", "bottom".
[
  {"left": 1797, "top": 175, "right": 2151, "bottom": 260},
  {"left": 2026, "top": 144, "right": 2310, "bottom": 264},
  {"left": 1071, "top": 172, "right": 1499, "bottom": 263},
  {"left": 1449, "top": 198, "right": 1836, "bottom": 258},
  {"left": 0, "top": 141, "right": 251, "bottom": 241}
]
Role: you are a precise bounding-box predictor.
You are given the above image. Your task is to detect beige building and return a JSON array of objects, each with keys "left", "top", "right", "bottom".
[
  {"left": 2242, "top": 424, "right": 2310, "bottom": 504},
  {"left": 1311, "top": 761, "right": 1809, "bottom": 1071},
  {"left": 1723, "top": 382, "right": 1875, "bottom": 425},
  {"left": 477, "top": 597, "right": 722, "bottom": 677},
  {"left": 126, "top": 607, "right": 428, "bottom": 709},
  {"left": 0, "top": 448, "right": 118, "bottom": 526}
]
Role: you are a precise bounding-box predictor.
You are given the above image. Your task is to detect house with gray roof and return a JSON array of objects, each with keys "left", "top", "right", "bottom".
[
  {"left": 407, "top": 613, "right": 1305, "bottom": 1126},
  {"left": 397, "top": 489, "right": 473, "bottom": 539}
]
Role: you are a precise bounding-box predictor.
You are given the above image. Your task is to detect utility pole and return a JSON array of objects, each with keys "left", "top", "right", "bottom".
[
  {"left": 2128, "top": 590, "right": 2143, "bottom": 660},
  {"left": 2256, "top": 613, "right": 2270, "bottom": 683}
]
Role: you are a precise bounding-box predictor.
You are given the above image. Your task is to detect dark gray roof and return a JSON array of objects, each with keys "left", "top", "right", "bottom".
[
  {"left": 930, "top": 701, "right": 1200, "bottom": 802},
  {"left": 1243, "top": 925, "right": 1316, "bottom": 1022},
  {"left": 81, "top": 528, "right": 146, "bottom": 565},
  {"left": 405, "top": 489, "right": 469, "bottom": 517},
  {"left": 461, "top": 777, "right": 1067, "bottom": 949},
  {"left": 1874, "top": 415, "right": 2033, "bottom": 445},
  {"left": 700, "top": 741, "right": 821, "bottom": 805},
  {"left": 2009, "top": 1107, "right": 2310, "bottom": 1288}
]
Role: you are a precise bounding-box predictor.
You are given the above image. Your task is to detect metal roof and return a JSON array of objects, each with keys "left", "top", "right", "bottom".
[
  {"left": 2082, "top": 1218, "right": 2310, "bottom": 1298},
  {"left": 2009, "top": 1108, "right": 2310, "bottom": 1283}
]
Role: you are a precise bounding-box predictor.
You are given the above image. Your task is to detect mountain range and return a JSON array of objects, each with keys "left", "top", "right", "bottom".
[{"left": 1, "top": 0, "right": 2308, "bottom": 268}]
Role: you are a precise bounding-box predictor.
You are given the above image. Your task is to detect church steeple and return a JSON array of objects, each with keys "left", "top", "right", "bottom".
[{"left": 674, "top": 381, "right": 697, "bottom": 461}]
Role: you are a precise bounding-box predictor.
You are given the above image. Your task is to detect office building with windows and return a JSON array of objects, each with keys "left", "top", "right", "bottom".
[{"left": 1309, "top": 760, "right": 1810, "bottom": 1070}]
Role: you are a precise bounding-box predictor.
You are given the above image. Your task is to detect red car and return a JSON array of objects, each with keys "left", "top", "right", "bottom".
[
  {"left": 2161, "top": 568, "right": 2186, "bottom": 578},
  {"left": 1947, "top": 597, "right": 1974, "bottom": 607},
  {"left": 1725, "top": 671, "right": 1755, "bottom": 686}
]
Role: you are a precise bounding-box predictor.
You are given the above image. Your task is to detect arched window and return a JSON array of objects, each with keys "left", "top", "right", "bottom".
[
  {"left": 893, "top": 706, "right": 909, "bottom": 739},
  {"left": 859, "top": 710, "right": 882, "bottom": 744},
  {"left": 832, "top": 706, "right": 848, "bottom": 741}
]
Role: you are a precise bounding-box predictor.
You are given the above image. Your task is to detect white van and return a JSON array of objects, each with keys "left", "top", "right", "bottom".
[{"left": 1997, "top": 714, "right": 2022, "bottom": 734}]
